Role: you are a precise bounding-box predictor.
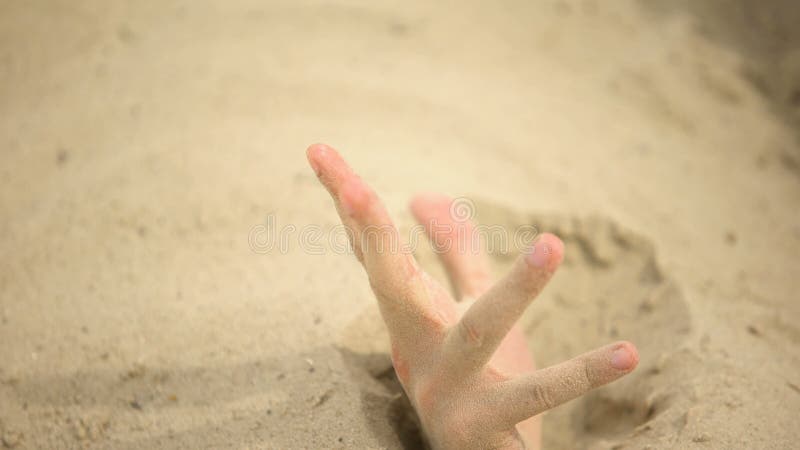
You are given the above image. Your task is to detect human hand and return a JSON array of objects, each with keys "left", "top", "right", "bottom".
[{"left": 306, "top": 143, "right": 639, "bottom": 449}]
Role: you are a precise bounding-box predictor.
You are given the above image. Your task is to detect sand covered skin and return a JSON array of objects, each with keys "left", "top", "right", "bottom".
[{"left": 1, "top": 1, "right": 799, "bottom": 449}]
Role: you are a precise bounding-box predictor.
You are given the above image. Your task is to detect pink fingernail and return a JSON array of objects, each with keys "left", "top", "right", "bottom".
[
  {"left": 308, "top": 157, "right": 321, "bottom": 176},
  {"left": 611, "top": 348, "right": 633, "bottom": 370},
  {"left": 315, "top": 144, "right": 329, "bottom": 157},
  {"left": 526, "top": 243, "right": 551, "bottom": 268},
  {"left": 307, "top": 144, "right": 327, "bottom": 175}
]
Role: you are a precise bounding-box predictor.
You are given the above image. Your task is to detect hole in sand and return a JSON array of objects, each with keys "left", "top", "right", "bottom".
[
  {"left": 579, "top": 393, "right": 651, "bottom": 438},
  {"left": 375, "top": 366, "right": 426, "bottom": 449},
  {"left": 337, "top": 346, "right": 426, "bottom": 449}
]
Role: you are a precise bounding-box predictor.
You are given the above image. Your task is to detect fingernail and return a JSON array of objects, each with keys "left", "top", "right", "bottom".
[
  {"left": 525, "top": 243, "right": 551, "bottom": 268},
  {"left": 611, "top": 347, "right": 633, "bottom": 370},
  {"left": 315, "top": 144, "right": 329, "bottom": 157},
  {"left": 307, "top": 145, "right": 326, "bottom": 175},
  {"left": 308, "top": 157, "right": 321, "bottom": 176}
]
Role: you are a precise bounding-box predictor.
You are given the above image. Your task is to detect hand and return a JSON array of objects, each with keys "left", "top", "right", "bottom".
[{"left": 306, "top": 144, "right": 639, "bottom": 449}]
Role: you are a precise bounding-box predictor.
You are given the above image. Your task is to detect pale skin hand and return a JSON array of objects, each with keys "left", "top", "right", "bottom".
[{"left": 306, "top": 143, "right": 639, "bottom": 449}]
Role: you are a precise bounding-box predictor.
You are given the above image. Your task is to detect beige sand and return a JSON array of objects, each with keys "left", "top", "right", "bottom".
[{"left": 1, "top": 1, "right": 799, "bottom": 448}]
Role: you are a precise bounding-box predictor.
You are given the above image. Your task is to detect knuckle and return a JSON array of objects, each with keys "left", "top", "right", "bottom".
[
  {"left": 403, "top": 258, "right": 424, "bottom": 286},
  {"left": 456, "top": 317, "right": 483, "bottom": 347},
  {"left": 582, "top": 358, "right": 596, "bottom": 388},
  {"left": 530, "top": 383, "right": 555, "bottom": 410},
  {"left": 367, "top": 256, "right": 421, "bottom": 295}
]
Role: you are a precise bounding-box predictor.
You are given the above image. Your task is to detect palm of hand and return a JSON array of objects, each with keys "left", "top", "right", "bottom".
[{"left": 307, "top": 144, "right": 638, "bottom": 449}]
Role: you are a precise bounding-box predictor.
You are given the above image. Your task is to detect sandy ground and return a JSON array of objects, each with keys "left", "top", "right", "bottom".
[{"left": 1, "top": 1, "right": 799, "bottom": 448}]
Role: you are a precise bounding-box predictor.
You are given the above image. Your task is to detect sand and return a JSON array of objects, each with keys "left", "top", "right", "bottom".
[{"left": 1, "top": 1, "right": 799, "bottom": 448}]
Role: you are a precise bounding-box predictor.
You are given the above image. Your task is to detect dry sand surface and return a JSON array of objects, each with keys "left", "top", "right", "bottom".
[{"left": 1, "top": 1, "right": 799, "bottom": 448}]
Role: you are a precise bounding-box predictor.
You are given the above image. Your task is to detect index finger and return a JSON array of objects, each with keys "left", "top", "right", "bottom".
[{"left": 306, "top": 144, "right": 446, "bottom": 346}]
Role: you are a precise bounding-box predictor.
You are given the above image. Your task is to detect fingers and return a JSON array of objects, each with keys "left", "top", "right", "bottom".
[
  {"left": 441, "top": 233, "right": 564, "bottom": 374},
  {"left": 409, "top": 194, "right": 493, "bottom": 300},
  {"left": 306, "top": 143, "right": 365, "bottom": 260},
  {"left": 306, "top": 144, "right": 443, "bottom": 346},
  {"left": 484, "top": 342, "right": 639, "bottom": 429}
]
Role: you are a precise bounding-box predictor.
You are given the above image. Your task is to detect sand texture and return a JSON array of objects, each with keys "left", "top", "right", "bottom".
[{"left": 1, "top": 1, "right": 799, "bottom": 449}]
